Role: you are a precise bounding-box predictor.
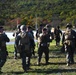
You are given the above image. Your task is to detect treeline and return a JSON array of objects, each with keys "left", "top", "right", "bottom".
[{"left": 0, "top": 0, "right": 76, "bottom": 30}]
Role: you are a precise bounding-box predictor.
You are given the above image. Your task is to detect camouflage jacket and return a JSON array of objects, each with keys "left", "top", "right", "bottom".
[{"left": 0, "top": 33, "right": 10, "bottom": 51}]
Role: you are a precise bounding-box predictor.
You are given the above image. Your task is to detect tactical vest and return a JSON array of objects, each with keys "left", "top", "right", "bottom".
[
  {"left": 18, "top": 32, "right": 30, "bottom": 52},
  {"left": 65, "top": 29, "right": 73, "bottom": 40},
  {"left": 64, "top": 29, "right": 73, "bottom": 45},
  {"left": 38, "top": 34, "right": 50, "bottom": 47}
]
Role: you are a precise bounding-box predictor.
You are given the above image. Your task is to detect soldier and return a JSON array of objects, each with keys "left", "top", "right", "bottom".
[
  {"left": 13, "top": 24, "right": 21, "bottom": 59},
  {"left": 26, "top": 26, "right": 35, "bottom": 56},
  {"left": 36, "top": 24, "right": 44, "bottom": 39},
  {"left": 37, "top": 27, "right": 52, "bottom": 65},
  {"left": 15, "top": 25, "right": 33, "bottom": 72},
  {"left": 0, "top": 27, "right": 10, "bottom": 73},
  {"left": 54, "top": 26, "right": 62, "bottom": 46},
  {"left": 62, "top": 23, "right": 76, "bottom": 66},
  {"left": 45, "top": 24, "right": 54, "bottom": 41},
  {"left": 36, "top": 24, "right": 44, "bottom": 47}
]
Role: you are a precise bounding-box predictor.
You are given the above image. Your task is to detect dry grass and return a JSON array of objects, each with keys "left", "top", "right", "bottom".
[{"left": 1, "top": 41, "right": 76, "bottom": 75}]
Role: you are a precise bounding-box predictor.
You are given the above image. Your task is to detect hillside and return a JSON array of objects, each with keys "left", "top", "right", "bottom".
[{"left": 0, "top": 0, "right": 76, "bottom": 29}]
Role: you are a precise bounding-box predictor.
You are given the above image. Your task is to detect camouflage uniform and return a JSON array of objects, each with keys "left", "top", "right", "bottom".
[
  {"left": 16, "top": 25, "right": 33, "bottom": 72},
  {"left": 37, "top": 28, "right": 52, "bottom": 65},
  {"left": 46, "top": 24, "right": 54, "bottom": 40},
  {"left": 0, "top": 27, "right": 10, "bottom": 72},
  {"left": 13, "top": 25, "right": 21, "bottom": 59},
  {"left": 36, "top": 24, "right": 44, "bottom": 39},
  {"left": 54, "top": 26, "right": 62, "bottom": 46},
  {"left": 26, "top": 26, "right": 35, "bottom": 56},
  {"left": 62, "top": 23, "right": 76, "bottom": 66}
]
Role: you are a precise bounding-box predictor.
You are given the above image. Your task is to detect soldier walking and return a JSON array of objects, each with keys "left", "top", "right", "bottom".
[
  {"left": 0, "top": 27, "right": 10, "bottom": 73},
  {"left": 26, "top": 26, "right": 35, "bottom": 56},
  {"left": 15, "top": 25, "right": 33, "bottom": 72},
  {"left": 54, "top": 26, "right": 62, "bottom": 46},
  {"left": 62, "top": 23, "right": 76, "bottom": 66},
  {"left": 13, "top": 24, "right": 21, "bottom": 59},
  {"left": 37, "top": 27, "right": 52, "bottom": 65}
]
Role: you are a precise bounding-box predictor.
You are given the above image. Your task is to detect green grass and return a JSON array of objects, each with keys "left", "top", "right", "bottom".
[{"left": 1, "top": 40, "right": 76, "bottom": 75}]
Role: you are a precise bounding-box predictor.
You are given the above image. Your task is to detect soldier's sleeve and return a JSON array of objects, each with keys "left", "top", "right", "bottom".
[
  {"left": 3, "top": 33, "right": 10, "bottom": 42},
  {"left": 15, "top": 35, "right": 21, "bottom": 51},
  {"left": 73, "top": 30, "right": 76, "bottom": 41},
  {"left": 15, "top": 35, "right": 21, "bottom": 46},
  {"left": 74, "top": 30, "right": 76, "bottom": 38},
  {"left": 60, "top": 30, "right": 62, "bottom": 35},
  {"left": 28, "top": 33, "right": 35, "bottom": 47}
]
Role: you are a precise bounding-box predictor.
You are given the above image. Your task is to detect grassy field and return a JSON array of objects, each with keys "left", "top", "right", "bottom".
[{"left": 1, "top": 40, "right": 76, "bottom": 75}]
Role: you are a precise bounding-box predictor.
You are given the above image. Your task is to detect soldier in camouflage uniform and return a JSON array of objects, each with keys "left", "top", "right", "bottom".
[
  {"left": 37, "top": 27, "right": 52, "bottom": 65},
  {"left": 15, "top": 25, "right": 33, "bottom": 72},
  {"left": 13, "top": 24, "right": 21, "bottom": 59},
  {"left": 26, "top": 26, "right": 35, "bottom": 56},
  {"left": 36, "top": 24, "right": 44, "bottom": 39},
  {"left": 0, "top": 27, "right": 10, "bottom": 73},
  {"left": 54, "top": 26, "right": 62, "bottom": 46},
  {"left": 62, "top": 23, "right": 76, "bottom": 66},
  {"left": 45, "top": 24, "right": 54, "bottom": 40}
]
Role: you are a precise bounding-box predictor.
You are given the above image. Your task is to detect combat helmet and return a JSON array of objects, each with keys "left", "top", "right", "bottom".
[
  {"left": 46, "top": 24, "right": 51, "bottom": 28},
  {"left": 66, "top": 23, "right": 72, "bottom": 28},
  {"left": 20, "top": 25, "right": 26, "bottom": 31},
  {"left": 17, "top": 24, "right": 21, "bottom": 29}
]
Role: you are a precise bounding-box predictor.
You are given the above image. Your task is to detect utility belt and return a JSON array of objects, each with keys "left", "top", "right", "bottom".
[
  {"left": 18, "top": 43, "right": 30, "bottom": 52},
  {"left": 40, "top": 43, "right": 49, "bottom": 47},
  {"left": 20, "top": 43, "right": 30, "bottom": 46}
]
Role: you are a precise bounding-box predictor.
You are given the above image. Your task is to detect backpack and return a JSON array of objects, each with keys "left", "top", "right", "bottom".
[{"left": 18, "top": 32, "right": 30, "bottom": 52}]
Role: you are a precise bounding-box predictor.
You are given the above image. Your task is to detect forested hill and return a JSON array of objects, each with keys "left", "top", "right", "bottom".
[{"left": 0, "top": 0, "right": 76, "bottom": 29}]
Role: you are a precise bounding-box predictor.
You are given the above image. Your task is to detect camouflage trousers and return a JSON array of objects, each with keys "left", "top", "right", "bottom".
[
  {"left": 0, "top": 51, "right": 8, "bottom": 69},
  {"left": 64, "top": 40, "right": 75, "bottom": 64}
]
